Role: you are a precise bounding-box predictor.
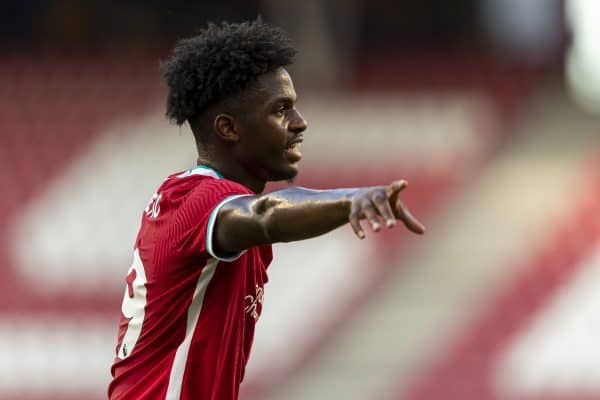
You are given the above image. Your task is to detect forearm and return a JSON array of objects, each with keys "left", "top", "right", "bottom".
[
  {"left": 216, "top": 186, "right": 358, "bottom": 252},
  {"left": 256, "top": 187, "right": 358, "bottom": 243},
  {"left": 215, "top": 180, "right": 424, "bottom": 253}
]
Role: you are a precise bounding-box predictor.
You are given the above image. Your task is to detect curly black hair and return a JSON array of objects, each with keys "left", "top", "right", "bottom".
[{"left": 161, "top": 18, "right": 297, "bottom": 126}]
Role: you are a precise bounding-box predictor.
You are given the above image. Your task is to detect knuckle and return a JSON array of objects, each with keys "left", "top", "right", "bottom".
[
  {"left": 372, "top": 192, "right": 386, "bottom": 202},
  {"left": 361, "top": 200, "right": 374, "bottom": 210}
]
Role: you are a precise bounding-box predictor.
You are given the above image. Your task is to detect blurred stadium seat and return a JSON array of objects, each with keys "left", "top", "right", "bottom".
[
  {"left": 394, "top": 169, "right": 600, "bottom": 399},
  {"left": 1, "top": 54, "right": 507, "bottom": 399},
  {"left": 3, "top": 2, "right": 600, "bottom": 399}
]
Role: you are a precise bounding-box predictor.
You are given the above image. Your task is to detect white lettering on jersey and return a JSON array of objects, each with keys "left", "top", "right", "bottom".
[
  {"left": 144, "top": 192, "right": 162, "bottom": 219},
  {"left": 117, "top": 249, "right": 148, "bottom": 359},
  {"left": 245, "top": 285, "right": 264, "bottom": 321}
]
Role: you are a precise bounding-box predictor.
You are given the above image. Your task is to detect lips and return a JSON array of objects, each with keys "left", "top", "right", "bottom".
[
  {"left": 286, "top": 136, "right": 303, "bottom": 148},
  {"left": 284, "top": 136, "right": 303, "bottom": 162}
]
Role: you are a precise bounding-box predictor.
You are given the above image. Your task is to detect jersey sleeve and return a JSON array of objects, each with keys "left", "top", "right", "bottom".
[
  {"left": 176, "top": 178, "right": 253, "bottom": 262},
  {"left": 204, "top": 193, "right": 250, "bottom": 261}
]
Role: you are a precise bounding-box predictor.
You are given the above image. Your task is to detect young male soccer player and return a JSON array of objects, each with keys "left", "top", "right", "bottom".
[{"left": 108, "top": 19, "right": 425, "bottom": 400}]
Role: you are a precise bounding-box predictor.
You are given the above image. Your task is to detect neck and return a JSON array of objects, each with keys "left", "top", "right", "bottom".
[{"left": 196, "top": 157, "right": 266, "bottom": 194}]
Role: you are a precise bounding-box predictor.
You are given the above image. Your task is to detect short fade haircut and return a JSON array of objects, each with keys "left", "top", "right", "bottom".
[{"left": 161, "top": 18, "right": 297, "bottom": 126}]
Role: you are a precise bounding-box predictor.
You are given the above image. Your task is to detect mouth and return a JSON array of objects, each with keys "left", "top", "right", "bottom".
[{"left": 283, "top": 137, "right": 303, "bottom": 162}]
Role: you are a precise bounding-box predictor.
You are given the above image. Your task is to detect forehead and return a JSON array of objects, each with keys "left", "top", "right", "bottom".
[{"left": 255, "top": 68, "right": 296, "bottom": 102}]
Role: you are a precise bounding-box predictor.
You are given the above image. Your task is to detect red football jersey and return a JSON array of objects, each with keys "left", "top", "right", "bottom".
[{"left": 108, "top": 165, "right": 272, "bottom": 400}]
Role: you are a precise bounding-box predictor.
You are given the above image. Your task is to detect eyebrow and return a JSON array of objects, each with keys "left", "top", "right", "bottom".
[{"left": 269, "top": 95, "right": 296, "bottom": 106}]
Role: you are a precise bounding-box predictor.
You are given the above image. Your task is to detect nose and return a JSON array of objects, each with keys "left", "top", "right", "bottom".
[{"left": 289, "top": 109, "right": 307, "bottom": 134}]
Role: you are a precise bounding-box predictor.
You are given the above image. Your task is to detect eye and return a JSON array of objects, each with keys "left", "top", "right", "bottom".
[{"left": 274, "top": 106, "right": 286, "bottom": 116}]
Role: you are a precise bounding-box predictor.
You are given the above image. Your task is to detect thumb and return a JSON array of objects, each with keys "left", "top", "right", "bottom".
[{"left": 386, "top": 180, "right": 407, "bottom": 198}]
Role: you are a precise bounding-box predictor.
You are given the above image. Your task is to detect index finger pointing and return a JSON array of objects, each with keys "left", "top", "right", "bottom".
[
  {"left": 386, "top": 180, "right": 407, "bottom": 198},
  {"left": 395, "top": 198, "right": 426, "bottom": 235}
]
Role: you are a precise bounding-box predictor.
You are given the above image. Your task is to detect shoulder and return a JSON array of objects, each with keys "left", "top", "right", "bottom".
[
  {"left": 162, "top": 168, "right": 254, "bottom": 218},
  {"left": 193, "top": 177, "right": 253, "bottom": 197},
  {"left": 185, "top": 177, "right": 253, "bottom": 209},
  {"left": 162, "top": 167, "right": 252, "bottom": 197}
]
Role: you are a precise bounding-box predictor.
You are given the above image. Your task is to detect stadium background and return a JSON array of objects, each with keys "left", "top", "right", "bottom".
[{"left": 2, "top": 0, "right": 600, "bottom": 399}]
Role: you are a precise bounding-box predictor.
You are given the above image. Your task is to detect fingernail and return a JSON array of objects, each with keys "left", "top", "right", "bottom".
[
  {"left": 358, "top": 231, "right": 365, "bottom": 239},
  {"left": 373, "top": 223, "right": 380, "bottom": 231},
  {"left": 386, "top": 220, "right": 395, "bottom": 228}
]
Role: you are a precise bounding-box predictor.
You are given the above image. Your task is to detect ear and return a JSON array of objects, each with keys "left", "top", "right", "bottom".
[{"left": 213, "top": 114, "right": 240, "bottom": 143}]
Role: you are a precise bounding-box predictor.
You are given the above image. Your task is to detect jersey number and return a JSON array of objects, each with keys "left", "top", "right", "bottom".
[{"left": 117, "top": 249, "right": 148, "bottom": 359}]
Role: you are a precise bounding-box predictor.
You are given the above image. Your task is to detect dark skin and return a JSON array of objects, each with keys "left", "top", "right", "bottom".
[{"left": 194, "top": 67, "right": 425, "bottom": 255}]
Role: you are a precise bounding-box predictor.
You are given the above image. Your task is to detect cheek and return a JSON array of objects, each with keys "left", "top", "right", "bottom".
[
  {"left": 241, "top": 116, "right": 287, "bottom": 159},
  {"left": 260, "top": 137, "right": 285, "bottom": 164},
  {"left": 260, "top": 122, "right": 287, "bottom": 153},
  {"left": 241, "top": 131, "right": 281, "bottom": 164}
]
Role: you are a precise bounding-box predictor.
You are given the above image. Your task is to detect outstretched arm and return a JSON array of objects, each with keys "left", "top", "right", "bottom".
[{"left": 214, "top": 180, "right": 425, "bottom": 254}]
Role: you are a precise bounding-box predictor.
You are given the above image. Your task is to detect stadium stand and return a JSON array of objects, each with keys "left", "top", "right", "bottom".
[
  {"left": 377, "top": 95, "right": 600, "bottom": 400},
  {"left": 6, "top": 55, "right": 588, "bottom": 400},
  {"left": 397, "top": 164, "right": 600, "bottom": 400}
]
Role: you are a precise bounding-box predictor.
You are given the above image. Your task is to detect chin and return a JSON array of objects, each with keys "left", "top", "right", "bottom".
[{"left": 268, "top": 163, "right": 299, "bottom": 182}]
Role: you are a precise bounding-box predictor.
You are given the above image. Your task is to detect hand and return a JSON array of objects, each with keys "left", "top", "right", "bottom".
[{"left": 348, "top": 180, "right": 426, "bottom": 239}]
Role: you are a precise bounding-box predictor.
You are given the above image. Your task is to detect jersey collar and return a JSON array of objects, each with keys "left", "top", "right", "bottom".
[
  {"left": 176, "top": 164, "right": 224, "bottom": 179},
  {"left": 191, "top": 164, "right": 224, "bottom": 179}
]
